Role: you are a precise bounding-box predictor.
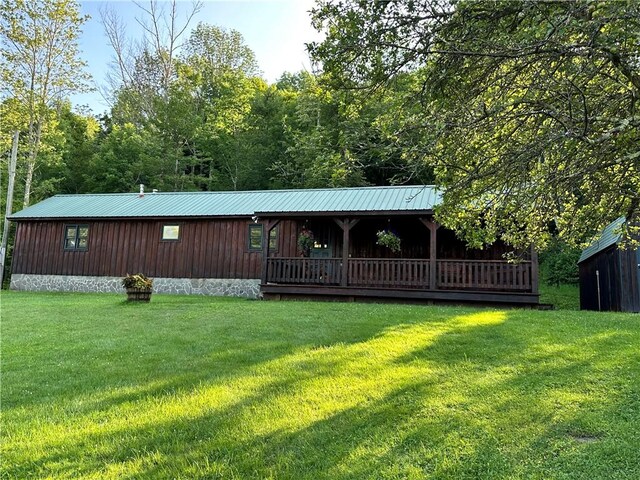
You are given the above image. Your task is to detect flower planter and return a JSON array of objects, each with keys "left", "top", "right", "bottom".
[{"left": 126, "top": 287, "right": 152, "bottom": 302}]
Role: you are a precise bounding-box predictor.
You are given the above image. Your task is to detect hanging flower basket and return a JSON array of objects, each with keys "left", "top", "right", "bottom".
[
  {"left": 298, "top": 228, "right": 315, "bottom": 257},
  {"left": 376, "top": 229, "right": 401, "bottom": 253},
  {"left": 122, "top": 273, "right": 153, "bottom": 302}
]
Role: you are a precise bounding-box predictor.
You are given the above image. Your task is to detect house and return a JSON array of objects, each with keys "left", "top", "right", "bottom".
[
  {"left": 8, "top": 185, "right": 539, "bottom": 305},
  {"left": 578, "top": 217, "right": 640, "bottom": 312}
]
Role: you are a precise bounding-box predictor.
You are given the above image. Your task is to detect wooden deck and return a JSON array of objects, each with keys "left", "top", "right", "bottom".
[{"left": 263, "top": 257, "right": 539, "bottom": 305}]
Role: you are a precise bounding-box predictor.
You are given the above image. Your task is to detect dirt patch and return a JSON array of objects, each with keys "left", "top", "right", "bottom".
[{"left": 570, "top": 434, "right": 599, "bottom": 443}]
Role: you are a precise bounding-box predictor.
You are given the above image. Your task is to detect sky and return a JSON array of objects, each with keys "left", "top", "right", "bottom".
[{"left": 73, "top": 0, "right": 324, "bottom": 114}]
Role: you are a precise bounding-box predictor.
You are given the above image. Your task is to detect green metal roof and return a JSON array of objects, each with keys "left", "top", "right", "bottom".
[
  {"left": 9, "top": 185, "right": 440, "bottom": 220},
  {"left": 578, "top": 217, "right": 626, "bottom": 263}
]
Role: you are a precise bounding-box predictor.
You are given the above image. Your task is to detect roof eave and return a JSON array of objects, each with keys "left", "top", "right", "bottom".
[
  {"left": 8, "top": 214, "right": 255, "bottom": 222},
  {"left": 10, "top": 209, "right": 436, "bottom": 221},
  {"left": 254, "top": 209, "right": 435, "bottom": 218},
  {"left": 577, "top": 243, "right": 618, "bottom": 264}
]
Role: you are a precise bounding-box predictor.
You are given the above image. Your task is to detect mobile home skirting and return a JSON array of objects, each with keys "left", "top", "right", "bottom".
[{"left": 10, "top": 274, "right": 261, "bottom": 298}]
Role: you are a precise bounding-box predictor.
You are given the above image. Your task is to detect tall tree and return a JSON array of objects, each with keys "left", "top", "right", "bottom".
[
  {"left": 271, "top": 71, "right": 434, "bottom": 189},
  {"left": 105, "top": 8, "right": 265, "bottom": 192},
  {"left": 181, "top": 23, "right": 260, "bottom": 78},
  {"left": 310, "top": 0, "right": 640, "bottom": 248},
  {"left": 0, "top": 0, "right": 91, "bottom": 207},
  {"left": 101, "top": 0, "right": 202, "bottom": 100},
  {"left": 37, "top": 103, "right": 100, "bottom": 194}
]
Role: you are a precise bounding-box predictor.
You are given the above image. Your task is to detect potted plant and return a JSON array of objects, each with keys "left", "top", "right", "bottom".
[
  {"left": 376, "top": 229, "right": 401, "bottom": 253},
  {"left": 122, "top": 273, "right": 153, "bottom": 302},
  {"left": 297, "top": 227, "right": 315, "bottom": 257}
]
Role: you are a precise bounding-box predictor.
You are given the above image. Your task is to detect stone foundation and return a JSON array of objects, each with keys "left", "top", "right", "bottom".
[{"left": 10, "top": 274, "right": 261, "bottom": 299}]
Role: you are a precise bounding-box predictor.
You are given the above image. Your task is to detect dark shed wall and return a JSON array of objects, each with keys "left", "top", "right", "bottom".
[
  {"left": 579, "top": 247, "right": 623, "bottom": 311},
  {"left": 619, "top": 248, "right": 640, "bottom": 312},
  {"left": 12, "top": 218, "right": 298, "bottom": 279}
]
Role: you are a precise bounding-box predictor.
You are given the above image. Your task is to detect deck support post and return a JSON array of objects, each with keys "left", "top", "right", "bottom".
[
  {"left": 420, "top": 218, "right": 440, "bottom": 290},
  {"left": 260, "top": 219, "right": 281, "bottom": 285},
  {"left": 530, "top": 245, "right": 539, "bottom": 295},
  {"left": 334, "top": 218, "right": 359, "bottom": 287}
]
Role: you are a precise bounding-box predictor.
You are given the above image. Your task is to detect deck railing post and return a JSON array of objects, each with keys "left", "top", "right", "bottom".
[
  {"left": 334, "top": 217, "right": 359, "bottom": 287},
  {"left": 420, "top": 218, "right": 440, "bottom": 290},
  {"left": 531, "top": 245, "right": 539, "bottom": 295}
]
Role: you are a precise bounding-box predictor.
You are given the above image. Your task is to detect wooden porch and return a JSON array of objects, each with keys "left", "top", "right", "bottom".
[
  {"left": 258, "top": 216, "right": 539, "bottom": 306},
  {"left": 267, "top": 257, "right": 534, "bottom": 290},
  {"left": 262, "top": 257, "right": 538, "bottom": 305}
]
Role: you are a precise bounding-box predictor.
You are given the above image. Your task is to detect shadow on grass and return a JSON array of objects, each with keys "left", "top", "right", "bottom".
[
  {"left": 3, "top": 300, "right": 640, "bottom": 479},
  {"left": 4, "top": 297, "right": 446, "bottom": 410}
]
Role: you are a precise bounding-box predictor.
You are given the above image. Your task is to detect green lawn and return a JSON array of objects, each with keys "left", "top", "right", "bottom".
[
  {"left": 539, "top": 283, "right": 580, "bottom": 310},
  {"left": 1, "top": 292, "right": 638, "bottom": 479}
]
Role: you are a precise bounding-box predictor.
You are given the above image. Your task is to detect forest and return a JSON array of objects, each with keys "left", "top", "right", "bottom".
[
  {"left": 0, "top": 1, "right": 432, "bottom": 208},
  {"left": 2, "top": 0, "right": 639, "bottom": 269}
]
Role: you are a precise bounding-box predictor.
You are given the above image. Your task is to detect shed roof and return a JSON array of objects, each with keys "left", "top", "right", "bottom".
[
  {"left": 9, "top": 185, "right": 440, "bottom": 220},
  {"left": 578, "top": 217, "right": 626, "bottom": 263}
]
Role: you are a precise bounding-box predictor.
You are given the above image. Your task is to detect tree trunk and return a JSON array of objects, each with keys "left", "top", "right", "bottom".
[
  {"left": 23, "top": 122, "right": 43, "bottom": 208},
  {"left": 0, "top": 131, "right": 20, "bottom": 286}
]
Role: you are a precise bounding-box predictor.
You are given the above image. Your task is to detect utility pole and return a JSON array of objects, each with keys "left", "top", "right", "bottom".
[{"left": 0, "top": 131, "right": 19, "bottom": 287}]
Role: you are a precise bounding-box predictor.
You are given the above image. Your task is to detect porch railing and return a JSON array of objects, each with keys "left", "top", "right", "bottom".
[
  {"left": 348, "top": 258, "right": 430, "bottom": 288},
  {"left": 267, "top": 257, "right": 342, "bottom": 285},
  {"left": 266, "top": 257, "right": 533, "bottom": 292},
  {"left": 436, "top": 260, "right": 532, "bottom": 291}
]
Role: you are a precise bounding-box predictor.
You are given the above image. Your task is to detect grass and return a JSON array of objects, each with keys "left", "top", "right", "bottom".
[
  {"left": 539, "top": 283, "right": 580, "bottom": 310},
  {"left": 1, "top": 292, "right": 639, "bottom": 479}
]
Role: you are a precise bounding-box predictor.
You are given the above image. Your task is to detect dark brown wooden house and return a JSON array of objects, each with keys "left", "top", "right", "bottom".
[
  {"left": 578, "top": 217, "right": 640, "bottom": 312},
  {"left": 9, "top": 186, "right": 539, "bottom": 305}
]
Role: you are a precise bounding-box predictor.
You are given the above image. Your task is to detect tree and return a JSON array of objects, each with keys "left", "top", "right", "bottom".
[
  {"left": 539, "top": 238, "right": 581, "bottom": 286},
  {"left": 0, "top": 0, "right": 91, "bottom": 207},
  {"left": 85, "top": 123, "right": 164, "bottom": 193},
  {"left": 102, "top": 3, "right": 269, "bottom": 192},
  {"left": 181, "top": 23, "right": 260, "bottom": 78},
  {"left": 271, "top": 71, "right": 434, "bottom": 189},
  {"left": 37, "top": 103, "right": 100, "bottom": 194},
  {"left": 101, "top": 0, "right": 202, "bottom": 101},
  {"left": 310, "top": 0, "right": 640, "bottom": 249}
]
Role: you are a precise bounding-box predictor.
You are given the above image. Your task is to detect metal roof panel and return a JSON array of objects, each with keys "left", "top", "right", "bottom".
[
  {"left": 9, "top": 185, "right": 441, "bottom": 220},
  {"left": 578, "top": 217, "right": 625, "bottom": 263}
]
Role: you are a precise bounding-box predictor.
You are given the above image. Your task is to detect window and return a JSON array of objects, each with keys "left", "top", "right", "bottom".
[
  {"left": 64, "top": 225, "right": 89, "bottom": 250},
  {"left": 269, "top": 227, "right": 278, "bottom": 250},
  {"left": 248, "top": 224, "right": 263, "bottom": 251},
  {"left": 248, "top": 224, "right": 278, "bottom": 251},
  {"left": 162, "top": 224, "right": 181, "bottom": 241}
]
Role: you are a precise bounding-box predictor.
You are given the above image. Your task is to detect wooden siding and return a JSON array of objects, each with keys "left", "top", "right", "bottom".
[
  {"left": 579, "top": 246, "right": 623, "bottom": 311},
  {"left": 620, "top": 249, "right": 640, "bottom": 312},
  {"left": 580, "top": 245, "right": 640, "bottom": 312},
  {"left": 12, "top": 215, "right": 539, "bottom": 302},
  {"left": 12, "top": 219, "right": 298, "bottom": 279}
]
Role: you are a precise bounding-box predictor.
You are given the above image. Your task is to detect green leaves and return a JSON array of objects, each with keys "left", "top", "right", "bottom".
[
  {"left": 1, "top": 0, "right": 91, "bottom": 206},
  {"left": 311, "top": 0, "right": 640, "bottom": 249}
]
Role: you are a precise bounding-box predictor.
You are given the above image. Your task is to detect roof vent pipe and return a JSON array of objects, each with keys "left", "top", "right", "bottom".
[{"left": 139, "top": 184, "right": 144, "bottom": 197}]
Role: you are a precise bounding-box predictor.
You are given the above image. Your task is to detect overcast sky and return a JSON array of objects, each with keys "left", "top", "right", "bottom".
[{"left": 73, "top": 0, "right": 323, "bottom": 114}]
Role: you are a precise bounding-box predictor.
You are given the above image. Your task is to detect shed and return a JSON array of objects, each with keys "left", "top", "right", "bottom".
[{"left": 578, "top": 217, "right": 640, "bottom": 312}]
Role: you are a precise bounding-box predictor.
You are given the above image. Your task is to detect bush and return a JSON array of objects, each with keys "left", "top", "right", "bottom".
[{"left": 539, "top": 239, "right": 581, "bottom": 286}]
